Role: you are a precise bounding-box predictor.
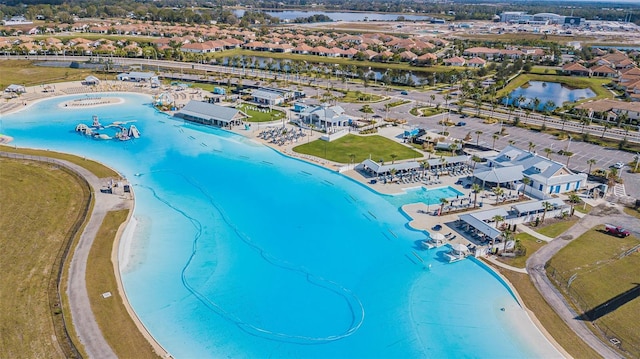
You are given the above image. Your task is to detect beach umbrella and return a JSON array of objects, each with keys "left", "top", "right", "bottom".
[
  {"left": 451, "top": 243, "right": 469, "bottom": 253},
  {"left": 431, "top": 232, "right": 445, "bottom": 241}
]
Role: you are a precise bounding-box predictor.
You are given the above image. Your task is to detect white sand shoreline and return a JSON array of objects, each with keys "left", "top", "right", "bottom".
[{"left": 58, "top": 96, "right": 124, "bottom": 109}]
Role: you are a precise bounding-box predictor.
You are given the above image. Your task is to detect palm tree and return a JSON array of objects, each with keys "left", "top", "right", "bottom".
[
  {"left": 475, "top": 130, "right": 483, "bottom": 146},
  {"left": 502, "top": 228, "right": 514, "bottom": 253},
  {"left": 439, "top": 197, "right": 449, "bottom": 216},
  {"left": 601, "top": 122, "right": 612, "bottom": 138},
  {"left": 429, "top": 94, "right": 435, "bottom": 107},
  {"left": 521, "top": 177, "right": 531, "bottom": 197},
  {"left": 492, "top": 214, "right": 505, "bottom": 229},
  {"left": 493, "top": 186, "right": 504, "bottom": 204},
  {"left": 532, "top": 97, "right": 541, "bottom": 113},
  {"left": 541, "top": 201, "right": 554, "bottom": 223},
  {"left": 492, "top": 134, "right": 499, "bottom": 149},
  {"left": 472, "top": 183, "right": 482, "bottom": 208},
  {"left": 560, "top": 114, "right": 569, "bottom": 131},
  {"left": 524, "top": 107, "right": 532, "bottom": 125},
  {"left": 420, "top": 160, "right": 429, "bottom": 177},
  {"left": 516, "top": 95, "right": 526, "bottom": 108},
  {"left": 389, "top": 168, "right": 398, "bottom": 182},
  {"left": 607, "top": 168, "right": 618, "bottom": 188},
  {"left": 568, "top": 193, "right": 581, "bottom": 214},
  {"left": 449, "top": 143, "right": 458, "bottom": 156},
  {"left": 542, "top": 100, "right": 555, "bottom": 127},
  {"left": 528, "top": 141, "right": 536, "bottom": 153},
  {"left": 587, "top": 159, "right": 596, "bottom": 175},
  {"left": 543, "top": 148, "right": 553, "bottom": 160},
  {"left": 390, "top": 153, "right": 398, "bottom": 164},
  {"left": 581, "top": 117, "right": 592, "bottom": 134}
]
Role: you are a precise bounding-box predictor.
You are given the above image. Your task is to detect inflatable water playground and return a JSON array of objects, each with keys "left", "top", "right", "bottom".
[{"left": 75, "top": 115, "right": 140, "bottom": 141}]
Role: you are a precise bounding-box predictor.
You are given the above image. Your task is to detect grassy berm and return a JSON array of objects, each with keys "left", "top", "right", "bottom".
[{"left": 0, "top": 158, "right": 90, "bottom": 358}]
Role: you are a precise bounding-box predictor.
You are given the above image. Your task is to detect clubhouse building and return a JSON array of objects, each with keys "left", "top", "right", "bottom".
[{"left": 473, "top": 145, "right": 587, "bottom": 199}]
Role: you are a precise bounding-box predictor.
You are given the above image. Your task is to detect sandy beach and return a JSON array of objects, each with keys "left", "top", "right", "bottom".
[{"left": 3, "top": 80, "right": 575, "bottom": 358}]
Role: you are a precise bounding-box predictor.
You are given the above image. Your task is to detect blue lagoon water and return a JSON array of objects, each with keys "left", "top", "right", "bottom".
[
  {"left": 1, "top": 93, "right": 560, "bottom": 358},
  {"left": 506, "top": 81, "right": 596, "bottom": 110}
]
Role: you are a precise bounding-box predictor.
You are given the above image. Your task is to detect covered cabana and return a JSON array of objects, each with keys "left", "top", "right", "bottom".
[
  {"left": 512, "top": 198, "right": 568, "bottom": 218},
  {"left": 359, "top": 159, "right": 421, "bottom": 176},
  {"left": 458, "top": 207, "right": 509, "bottom": 242},
  {"left": 83, "top": 75, "right": 100, "bottom": 85},
  {"left": 425, "top": 155, "right": 470, "bottom": 168},
  {"left": 473, "top": 165, "right": 524, "bottom": 189}
]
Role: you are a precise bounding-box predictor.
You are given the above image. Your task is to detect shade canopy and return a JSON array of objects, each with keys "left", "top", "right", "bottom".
[
  {"left": 431, "top": 232, "right": 445, "bottom": 241},
  {"left": 451, "top": 243, "right": 469, "bottom": 252}
]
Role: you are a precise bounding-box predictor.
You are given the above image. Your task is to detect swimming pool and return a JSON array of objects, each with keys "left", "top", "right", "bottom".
[
  {"left": 383, "top": 186, "right": 464, "bottom": 208},
  {"left": 2, "top": 93, "right": 561, "bottom": 358}
]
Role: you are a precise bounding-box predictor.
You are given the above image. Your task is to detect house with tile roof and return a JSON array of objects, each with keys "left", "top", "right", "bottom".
[
  {"left": 443, "top": 56, "right": 465, "bottom": 66},
  {"left": 590, "top": 64, "right": 618, "bottom": 78},
  {"left": 562, "top": 62, "right": 590, "bottom": 76},
  {"left": 467, "top": 57, "right": 487, "bottom": 68}
]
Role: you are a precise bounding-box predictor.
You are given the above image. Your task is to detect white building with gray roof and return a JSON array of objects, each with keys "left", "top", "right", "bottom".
[
  {"left": 474, "top": 145, "right": 587, "bottom": 199},
  {"left": 299, "top": 104, "right": 352, "bottom": 130},
  {"left": 175, "top": 101, "right": 247, "bottom": 128}
]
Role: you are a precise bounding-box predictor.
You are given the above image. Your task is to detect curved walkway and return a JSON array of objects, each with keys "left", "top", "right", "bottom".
[
  {"left": 0, "top": 151, "right": 128, "bottom": 358},
  {"left": 526, "top": 203, "right": 639, "bottom": 359}
]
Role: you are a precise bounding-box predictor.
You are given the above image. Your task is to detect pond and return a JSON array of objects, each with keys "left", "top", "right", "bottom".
[
  {"left": 232, "top": 10, "right": 433, "bottom": 22},
  {"left": 504, "top": 81, "right": 596, "bottom": 110}
]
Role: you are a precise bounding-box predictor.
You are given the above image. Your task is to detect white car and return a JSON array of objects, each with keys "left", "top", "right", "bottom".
[{"left": 613, "top": 162, "right": 625, "bottom": 169}]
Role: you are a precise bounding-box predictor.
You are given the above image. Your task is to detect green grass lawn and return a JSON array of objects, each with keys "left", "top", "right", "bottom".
[
  {"left": 410, "top": 106, "right": 445, "bottom": 117},
  {"left": 386, "top": 100, "right": 411, "bottom": 108},
  {"left": 496, "top": 232, "right": 546, "bottom": 268},
  {"left": 293, "top": 134, "right": 423, "bottom": 164},
  {"left": 0, "top": 60, "right": 95, "bottom": 88},
  {"left": 623, "top": 206, "right": 640, "bottom": 220},
  {"left": 235, "top": 103, "right": 286, "bottom": 122},
  {"left": 1, "top": 146, "right": 120, "bottom": 179},
  {"left": 547, "top": 228, "right": 640, "bottom": 358},
  {"left": 534, "top": 218, "right": 579, "bottom": 238},
  {"left": 573, "top": 203, "right": 593, "bottom": 214},
  {"left": 0, "top": 158, "right": 91, "bottom": 359},
  {"left": 339, "top": 90, "right": 385, "bottom": 103}
]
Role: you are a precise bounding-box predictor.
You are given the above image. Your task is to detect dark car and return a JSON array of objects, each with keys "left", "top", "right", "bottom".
[
  {"left": 460, "top": 113, "right": 468, "bottom": 118},
  {"left": 456, "top": 121, "right": 467, "bottom": 126},
  {"left": 400, "top": 91, "right": 408, "bottom": 95}
]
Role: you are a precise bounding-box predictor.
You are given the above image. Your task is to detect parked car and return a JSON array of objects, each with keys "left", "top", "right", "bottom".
[
  {"left": 460, "top": 113, "right": 469, "bottom": 118},
  {"left": 613, "top": 162, "right": 625, "bottom": 169},
  {"left": 456, "top": 121, "right": 467, "bottom": 126},
  {"left": 604, "top": 224, "right": 631, "bottom": 237},
  {"left": 400, "top": 91, "right": 408, "bottom": 95}
]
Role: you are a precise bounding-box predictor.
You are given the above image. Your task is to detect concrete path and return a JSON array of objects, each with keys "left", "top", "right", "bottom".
[
  {"left": 526, "top": 203, "right": 639, "bottom": 359},
  {"left": 518, "top": 224, "right": 555, "bottom": 242},
  {"left": 1, "top": 151, "right": 130, "bottom": 358},
  {"left": 484, "top": 255, "right": 528, "bottom": 273}
]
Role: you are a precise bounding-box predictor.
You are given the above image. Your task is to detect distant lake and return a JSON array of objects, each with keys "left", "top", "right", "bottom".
[
  {"left": 505, "top": 81, "right": 596, "bottom": 110},
  {"left": 232, "top": 10, "right": 432, "bottom": 22}
]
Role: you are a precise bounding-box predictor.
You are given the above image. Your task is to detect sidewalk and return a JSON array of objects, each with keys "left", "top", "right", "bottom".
[{"left": 518, "top": 224, "right": 554, "bottom": 242}]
